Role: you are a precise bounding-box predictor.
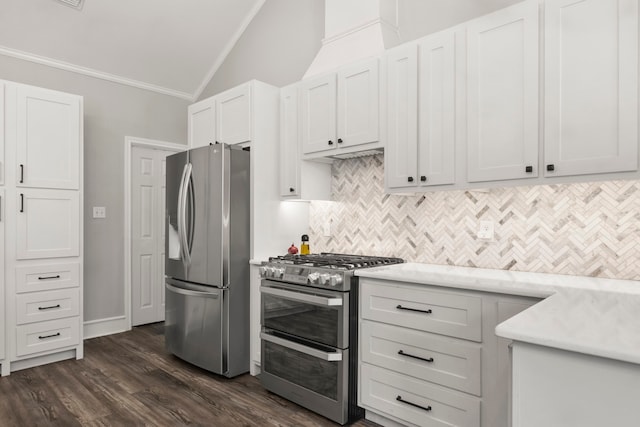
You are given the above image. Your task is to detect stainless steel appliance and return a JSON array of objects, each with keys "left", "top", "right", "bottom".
[
  {"left": 164, "top": 143, "right": 250, "bottom": 378},
  {"left": 259, "top": 253, "right": 404, "bottom": 425}
]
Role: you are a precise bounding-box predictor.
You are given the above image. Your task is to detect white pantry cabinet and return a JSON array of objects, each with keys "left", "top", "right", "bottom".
[
  {"left": 279, "top": 84, "right": 331, "bottom": 200},
  {"left": 544, "top": 0, "right": 638, "bottom": 177},
  {"left": 0, "top": 83, "right": 4, "bottom": 186},
  {"left": 300, "top": 58, "right": 381, "bottom": 157},
  {"left": 188, "top": 82, "right": 251, "bottom": 148},
  {"left": 15, "top": 85, "right": 81, "bottom": 190},
  {"left": 385, "top": 29, "right": 456, "bottom": 190},
  {"left": 466, "top": 0, "right": 539, "bottom": 183},
  {"left": 359, "top": 278, "right": 539, "bottom": 427},
  {"left": 0, "top": 80, "right": 83, "bottom": 376}
]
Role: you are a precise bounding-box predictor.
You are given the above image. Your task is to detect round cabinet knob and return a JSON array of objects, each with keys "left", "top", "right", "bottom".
[
  {"left": 328, "top": 140, "right": 334, "bottom": 145},
  {"left": 337, "top": 138, "right": 343, "bottom": 144},
  {"left": 308, "top": 272, "right": 320, "bottom": 284},
  {"left": 319, "top": 274, "right": 330, "bottom": 285},
  {"left": 329, "top": 275, "right": 343, "bottom": 287},
  {"left": 289, "top": 187, "right": 295, "bottom": 193},
  {"left": 420, "top": 176, "right": 427, "bottom": 182},
  {"left": 407, "top": 176, "right": 414, "bottom": 182},
  {"left": 258, "top": 266, "right": 267, "bottom": 277}
]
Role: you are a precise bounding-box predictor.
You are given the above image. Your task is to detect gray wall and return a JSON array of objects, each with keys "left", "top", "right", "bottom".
[
  {"left": 0, "top": 54, "right": 189, "bottom": 322},
  {"left": 198, "top": 0, "right": 325, "bottom": 99}
]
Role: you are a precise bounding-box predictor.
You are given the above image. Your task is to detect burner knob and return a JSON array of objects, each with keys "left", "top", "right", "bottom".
[
  {"left": 258, "top": 266, "right": 267, "bottom": 278},
  {"left": 319, "top": 273, "right": 330, "bottom": 286},
  {"left": 308, "top": 272, "right": 320, "bottom": 284},
  {"left": 329, "top": 275, "right": 343, "bottom": 287},
  {"left": 275, "top": 268, "right": 285, "bottom": 279}
]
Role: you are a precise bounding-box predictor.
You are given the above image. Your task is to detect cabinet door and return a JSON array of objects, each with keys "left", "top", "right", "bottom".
[
  {"left": 216, "top": 84, "right": 251, "bottom": 145},
  {"left": 188, "top": 97, "right": 215, "bottom": 148},
  {"left": 0, "top": 189, "right": 4, "bottom": 361},
  {"left": 385, "top": 44, "right": 419, "bottom": 189},
  {"left": 466, "top": 1, "right": 539, "bottom": 183},
  {"left": 0, "top": 83, "right": 4, "bottom": 186},
  {"left": 300, "top": 74, "right": 337, "bottom": 154},
  {"left": 337, "top": 58, "right": 379, "bottom": 149},
  {"left": 16, "top": 189, "right": 80, "bottom": 259},
  {"left": 16, "top": 85, "right": 81, "bottom": 189},
  {"left": 544, "top": 0, "right": 638, "bottom": 177},
  {"left": 418, "top": 30, "right": 456, "bottom": 186},
  {"left": 279, "top": 86, "right": 300, "bottom": 197}
]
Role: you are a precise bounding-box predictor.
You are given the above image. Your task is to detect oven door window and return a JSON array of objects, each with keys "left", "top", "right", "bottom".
[
  {"left": 261, "top": 282, "right": 347, "bottom": 348},
  {"left": 262, "top": 332, "right": 345, "bottom": 401}
]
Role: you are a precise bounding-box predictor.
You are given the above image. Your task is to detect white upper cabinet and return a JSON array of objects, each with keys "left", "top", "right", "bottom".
[
  {"left": 0, "top": 83, "right": 4, "bottom": 186},
  {"left": 15, "top": 85, "right": 81, "bottom": 190},
  {"left": 418, "top": 30, "right": 456, "bottom": 186},
  {"left": 279, "top": 85, "right": 331, "bottom": 200},
  {"left": 301, "top": 58, "right": 380, "bottom": 156},
  {"left": 385, "top": 44, "right": 419, "bottom": 189},
  {"left": 466, "top": 1, "right": 539, "bottom": 183},
  {"left": 188, "top": 97, "right": 215, "bottom": 148},
  {"left": 544, "top": 0, "right": 638, "bottom": 177},
  {"left": 216, "top": 84, "right": 251, "bottom": 145},
  {"left": 385, "top": 30, "right": 456, "bottom": 190},
  {"left": 16, "top": 189, "right": 80, "bottom": 260},
  {"left": 188, "top": 83, "right": 252, "bottom": 148}
]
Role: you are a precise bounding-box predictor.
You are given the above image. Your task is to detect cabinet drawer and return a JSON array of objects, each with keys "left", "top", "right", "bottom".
[
  {"left": 16, "top": 289, "right": 79, "bottom": 325},
  {"left": 361, "top": 320, "right": 481, "bottom": 395},
  {"left": 360, "top": 279, "right": 482, "bottom": 341},
  {"left": 16, "top": 317, "right": 80, "bottom": 357},
  {"left": 360, "top": 364, "right": 480, "bottom": 427},
  {"left": 16, "top": 262, "right": 80, "bottom": 293}
]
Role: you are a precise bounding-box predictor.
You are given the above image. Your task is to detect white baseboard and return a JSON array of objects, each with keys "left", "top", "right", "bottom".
[{"left": 83, "top": 315, "right": 129, "bottom": 339}]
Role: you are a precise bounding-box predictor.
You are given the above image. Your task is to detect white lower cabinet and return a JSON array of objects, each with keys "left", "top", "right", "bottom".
[
  {"left": 16, "top": 317, "right": 80, "bottom": 357},
  {"left": 359, "top": 278, "right": 540, "bottom": 427}
]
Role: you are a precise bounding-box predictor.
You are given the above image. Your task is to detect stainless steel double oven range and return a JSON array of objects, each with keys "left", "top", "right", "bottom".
[{"left": 259, "top": 253, "right": 404, "bottom": 425}]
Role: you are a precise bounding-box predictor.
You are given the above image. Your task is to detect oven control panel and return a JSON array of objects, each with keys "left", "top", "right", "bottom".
[{"left": 259, "top": 263, "right": 350, "bottom": 291}]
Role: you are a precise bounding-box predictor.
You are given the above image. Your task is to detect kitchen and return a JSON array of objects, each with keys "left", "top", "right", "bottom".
[{"left": 1, "top": 0, "right": 639, "bottom": 426}]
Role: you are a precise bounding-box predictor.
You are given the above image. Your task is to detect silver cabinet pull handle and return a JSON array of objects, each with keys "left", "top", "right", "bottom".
[{"left": 261, "top": 332, "right": 342, "bottom": 361}]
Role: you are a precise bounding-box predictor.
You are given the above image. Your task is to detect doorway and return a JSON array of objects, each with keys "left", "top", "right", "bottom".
[{"left": 124, "top": 137, "right": 185, "bottom": 328}]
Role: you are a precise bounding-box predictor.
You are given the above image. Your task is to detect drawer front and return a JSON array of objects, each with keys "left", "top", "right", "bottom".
[
  {"left": 361, "top": 320, "right": 481, "bottom": 395},
  {"left": 360, "top": 364, "right": 480, "bottom": 427},
  {"left": 16, "top": 288, "right": 80, "bottom": 325},
  {"left": 360, "top": 279, "right": 482, "bottom": 341},
  {"left": 16, "top": 262, "right": 80, "bottom": 293},
  {"left": 16, "top": 317, "right": 80, "bottom": 357}
]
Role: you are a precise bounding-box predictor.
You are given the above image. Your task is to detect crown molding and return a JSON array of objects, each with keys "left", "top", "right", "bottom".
[
  {"left": 0, "top": 44, "right": 194, "bottom": 101},
  {"left": 192, "top": 0, "right": 266, "bottom": 101}
]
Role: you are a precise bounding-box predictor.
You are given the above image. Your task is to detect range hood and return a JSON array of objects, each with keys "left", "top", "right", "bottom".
[{"left": 303, "top": 0, "right": 400, "bottom": 79}]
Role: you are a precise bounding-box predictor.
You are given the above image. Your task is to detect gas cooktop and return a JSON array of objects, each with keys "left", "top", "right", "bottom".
[{"left": 269, "top": 252, "right": 404, "bottom": 270}]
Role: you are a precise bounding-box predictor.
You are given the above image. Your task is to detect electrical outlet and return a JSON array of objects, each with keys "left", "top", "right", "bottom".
[
  {"left": 478, "top": 220, "right": 494, "bottom": 240},
  {"left": 323, "top": 221, "right": 332, "bottom": 237},
  {"left": 93, "top": 206, "right": 106, "bottom": 219}
]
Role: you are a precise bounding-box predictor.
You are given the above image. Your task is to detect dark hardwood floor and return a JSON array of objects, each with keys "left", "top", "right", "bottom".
[{"left": 0, "top": 323, "right": 379, "bottom": 426}]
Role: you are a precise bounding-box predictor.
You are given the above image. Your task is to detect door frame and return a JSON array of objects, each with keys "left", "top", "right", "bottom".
[{"left": 124, "top": 136, "right": 185, "bottom": 330}]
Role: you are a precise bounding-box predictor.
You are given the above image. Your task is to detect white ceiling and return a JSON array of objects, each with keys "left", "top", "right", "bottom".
[{"left": 0, "top": 0, "right": 265, "bottom": 100}]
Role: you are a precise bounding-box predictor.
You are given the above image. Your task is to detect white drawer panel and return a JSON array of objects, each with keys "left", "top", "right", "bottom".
[
  {"left": 16, "top": 288, "right": 79, "bottom": 325},
  {"left": 361, "top": 320, "right": 481, "bottom": 395},
  {"left": 16, "top": 317, "right": 80, "bottom": 357},
  {"left": 360, "top": 279, "right": 482, "bottom": 341},
  {"left": 360, "top": 364, "right": 480, "bottom": 427},
  {"left": 16, "top": 262, "right": 80, "bottom": 293}
]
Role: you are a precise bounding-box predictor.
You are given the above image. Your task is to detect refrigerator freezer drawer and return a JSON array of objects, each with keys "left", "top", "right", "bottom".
[{"left": 165, "top": 279, "right": 225, "bottom": 375}]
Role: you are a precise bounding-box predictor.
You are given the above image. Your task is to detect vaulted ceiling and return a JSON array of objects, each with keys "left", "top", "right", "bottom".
[{"left": 0, "top": 0, "right": 265, "bottom": 100}]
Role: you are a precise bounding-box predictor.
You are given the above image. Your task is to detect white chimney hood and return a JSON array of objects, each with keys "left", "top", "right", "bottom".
[{"left": 303, "top": 0, "right": 400, "bottom": 78}]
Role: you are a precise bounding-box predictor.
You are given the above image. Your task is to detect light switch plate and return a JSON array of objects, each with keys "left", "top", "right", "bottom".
[
  {"left": 323, "top": 221, "right": 331, "bottom": 237},
  {"left": 93, "top": 206, "right": 106, "bottom": 219}
]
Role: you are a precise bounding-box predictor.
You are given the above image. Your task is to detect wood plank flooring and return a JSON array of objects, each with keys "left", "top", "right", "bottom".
[{"left": 0, "top": 323, "right": 379, "bottom": 426}]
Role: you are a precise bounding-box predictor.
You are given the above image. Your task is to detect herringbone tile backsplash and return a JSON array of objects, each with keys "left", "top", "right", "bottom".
[{"left": 308, "top": 154, "right": 640, "bottom": 280}]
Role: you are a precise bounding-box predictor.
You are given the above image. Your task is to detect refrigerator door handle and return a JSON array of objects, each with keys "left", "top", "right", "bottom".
[
  {"left": 177, "top": 162, "right": 189, "bottom": 264},
  {"left": 166, "top": 282, "right": 220, "bottom": 298},
  {"left": 181, "top": 163, "right": 193, "bottom": 267}
]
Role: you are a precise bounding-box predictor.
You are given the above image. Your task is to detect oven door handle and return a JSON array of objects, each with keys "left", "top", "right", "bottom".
[
  {"left": 260, "top": 286, "right": 343, "bottom": 307},
  {"left": 261, "top": 332, "right": 343, "bottom": 362}
]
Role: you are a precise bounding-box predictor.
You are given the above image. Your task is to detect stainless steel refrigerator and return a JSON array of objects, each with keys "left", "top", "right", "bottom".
[{"left": 164, "top": 143, "right": 250, "bottom": 378}]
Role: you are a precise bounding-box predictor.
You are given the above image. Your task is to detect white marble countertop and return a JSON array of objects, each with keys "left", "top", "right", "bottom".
[{"left": 356, "top": 263, "right": 640, "bottom": 364}]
